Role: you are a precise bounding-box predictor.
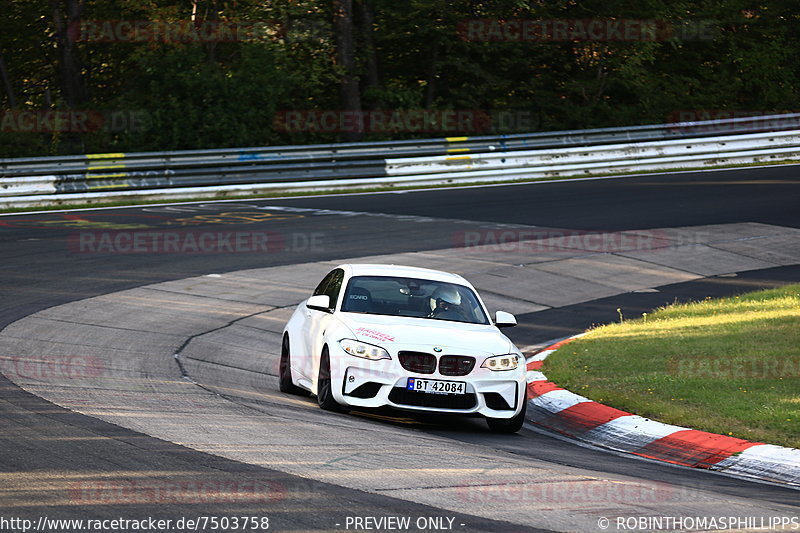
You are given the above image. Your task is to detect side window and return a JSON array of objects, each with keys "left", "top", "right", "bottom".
[
  {"left": 313, "top": 268, "right": 344, "bottom": 308},
  {"left": 323, "top": 269, "right": 344, "bottom": 308},
  {"left": 313, "top": 270, "right": 337, "bottom": 297}
]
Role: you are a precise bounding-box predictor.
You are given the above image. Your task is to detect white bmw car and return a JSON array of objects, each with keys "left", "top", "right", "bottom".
[{"left": 279, "top": 264, "right": 528, "bottom": 433}]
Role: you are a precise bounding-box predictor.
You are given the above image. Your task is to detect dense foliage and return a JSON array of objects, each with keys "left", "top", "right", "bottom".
[{"left": 1, "top": 0, "right": 798, "bottom": 157}]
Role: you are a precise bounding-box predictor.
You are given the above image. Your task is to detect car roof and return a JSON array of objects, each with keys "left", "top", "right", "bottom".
[{"left": 338, "top": 264, "right": 470, "bottom": 285}]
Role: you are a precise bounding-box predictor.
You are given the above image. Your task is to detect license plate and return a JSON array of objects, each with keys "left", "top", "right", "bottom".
[{"left": 407, "top": 378, "right": 466, "bottom": 395}]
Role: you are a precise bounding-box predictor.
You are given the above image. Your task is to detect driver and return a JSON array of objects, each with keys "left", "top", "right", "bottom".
[{"left": 429, "top": 286, "right": 467, "bottom": 320}]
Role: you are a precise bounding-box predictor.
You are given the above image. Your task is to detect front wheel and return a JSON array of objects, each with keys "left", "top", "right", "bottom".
[
  {"left": 279, "top": 335, "right": 308, "bottom": 395},
  {"left": 317, "top": 347, "right": 346, "bottom": 412},
  {"left": 486, "top": 394, "right": 527, "bottom": 433}
]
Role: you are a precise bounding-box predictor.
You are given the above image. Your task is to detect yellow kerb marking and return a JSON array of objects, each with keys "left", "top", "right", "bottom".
[{"left": 445, "top": 136, "right": 468, "bottom": 142}]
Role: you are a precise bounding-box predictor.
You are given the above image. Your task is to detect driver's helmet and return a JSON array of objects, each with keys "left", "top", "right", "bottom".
[{"left": 430, "top": 285, "right": 462, "bottom": 311}]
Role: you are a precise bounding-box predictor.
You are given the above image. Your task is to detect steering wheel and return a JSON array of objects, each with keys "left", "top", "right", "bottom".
[{"left": 429, "top": 305, "right": 469, "bottom": 321}]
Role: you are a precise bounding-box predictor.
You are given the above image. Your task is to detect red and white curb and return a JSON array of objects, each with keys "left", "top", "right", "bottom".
[{"left": 525, "top": 335, "right": 800, "bottom": 487}]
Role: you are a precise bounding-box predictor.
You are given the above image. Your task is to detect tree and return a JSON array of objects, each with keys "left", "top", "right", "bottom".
[
  {"left": 51, "top": 0, "right": 88, "bottom": 107},
  {"left": 332, "top": 0, "right": 362, "bottom": 140},
  {"left": 0, "top": 54, "right": 16, "bottom": 107}
]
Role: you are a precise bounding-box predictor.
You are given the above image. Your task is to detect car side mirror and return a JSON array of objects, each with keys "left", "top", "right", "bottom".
[
  {"left": 307, "top": 295, "right": 332, "bottom": 313},
  {"left": 494, "top": 311, "right": 517, "bottom": 328}
]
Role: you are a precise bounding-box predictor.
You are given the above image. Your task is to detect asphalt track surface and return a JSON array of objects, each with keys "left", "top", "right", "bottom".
[{"left": 1, "top": 165, "right": 799, "bottom": 531}]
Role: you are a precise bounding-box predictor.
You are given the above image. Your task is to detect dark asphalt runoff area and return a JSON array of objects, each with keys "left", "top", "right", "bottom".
[{"left": 1, "top": 165, "right": 799, "bottom": 530}]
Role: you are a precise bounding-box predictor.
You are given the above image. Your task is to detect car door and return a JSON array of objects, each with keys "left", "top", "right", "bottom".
[{"left": 301, "top": 268, "right": 344, "bottom": 381}]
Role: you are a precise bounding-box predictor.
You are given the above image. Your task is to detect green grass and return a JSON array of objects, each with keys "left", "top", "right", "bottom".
[
  {"left": 542, "top": 285, "right": 800, "bottom": 448},
  {"left": 2, "top": 158, "right": 799, "bottom": 214}
]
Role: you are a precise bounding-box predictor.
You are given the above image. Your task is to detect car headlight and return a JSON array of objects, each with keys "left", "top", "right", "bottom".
[
  {"left": 339, "top": 339, "right": 391, "bottom": 361},
  {"left": 481, "top": 354, "right": 521, "bottom": 371}
]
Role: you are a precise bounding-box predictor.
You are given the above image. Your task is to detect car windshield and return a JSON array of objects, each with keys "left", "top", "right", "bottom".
[{"left": 340, "top": 275, "right": 489, "bottom": 325}]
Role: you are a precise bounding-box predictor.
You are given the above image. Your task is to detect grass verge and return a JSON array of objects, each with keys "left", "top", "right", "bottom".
[{"left": 542, "top": 284, "right": 800, "bottom": 448}]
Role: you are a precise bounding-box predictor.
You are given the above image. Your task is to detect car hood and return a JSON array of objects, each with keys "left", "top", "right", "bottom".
[{"left": 336, "top": 312, "right": 515, "bottom": 356}]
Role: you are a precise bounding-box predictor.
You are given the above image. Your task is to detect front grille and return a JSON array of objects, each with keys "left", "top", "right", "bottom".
[
  {"left": 438, "top": 355, "right": 476, "bottom": 376},
  {"left": 398, "top": 351, "right": 436, "bottom": 374},
  {"left": 389, "top": 387, "right": 477, "bottom": 410},
  {"left": 345, "top": 382, "right": 382, "bottom": 399}
]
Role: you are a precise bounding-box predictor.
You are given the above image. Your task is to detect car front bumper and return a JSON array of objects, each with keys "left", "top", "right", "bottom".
[{"left": 329, "top": 346, "right": 527, "bottom": 419}]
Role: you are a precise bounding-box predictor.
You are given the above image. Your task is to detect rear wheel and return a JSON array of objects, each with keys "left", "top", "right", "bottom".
[
  {"left": 279, "top": 335, "right": 307, "bottom": 395},
  {"left": 487, "top": 394, "right": 527, "bottom": 433},
  {"left": 317, "top": 347, "right": 346, "bottom": 412}
]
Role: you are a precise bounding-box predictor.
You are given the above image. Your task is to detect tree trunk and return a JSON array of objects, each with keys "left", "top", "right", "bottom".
[
  {"left": 0, "top": 54, "right": 16, "bottom": 108},
  {"left": 51, "top": 0, "right": 88, "bottom": 153},
  {"left": 206, "top": 0, "right": 218, "bottom": 65},
  {"left": 356, "top": 0, "right": 381, "bottom": 109},
  {"left": 192, "top": 0, "right": 219, "bottom": 64},
  {"left": 424, "top": 40, "right": 439, "bottom": 109},
  {"left": 51, "top": 0, "right": 88, "bottom": 108},
  {"left": 332, "top": 0, "right": 362, "bottom": 141}
]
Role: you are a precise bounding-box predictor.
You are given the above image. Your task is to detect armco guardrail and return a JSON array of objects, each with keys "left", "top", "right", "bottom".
[{"left": 2, "top": 113, "right": 800, "bottom": 208}]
